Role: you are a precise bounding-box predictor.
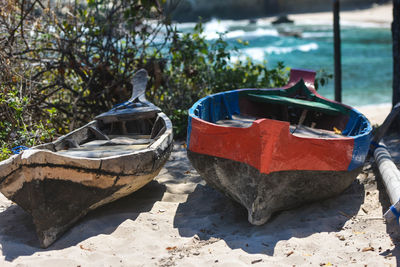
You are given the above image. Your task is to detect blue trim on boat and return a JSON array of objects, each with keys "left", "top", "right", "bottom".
[
  {"left": 390, "top": 203, "right": 400, "bottom": 224},
  {"left": 187, "top": 90, "right": 241, "bottom": 149},
  {"left": 11, "top": 145, "right": 30, "bottom": 155},
  {"left": 188, "top": 88, "right": 372, "bottom": 170},
  {"left": 346, "top": 108, "right": 372, "bottom": 171},
  {"left": 187, "top": 115, "right": 192, "bottom": 148}
]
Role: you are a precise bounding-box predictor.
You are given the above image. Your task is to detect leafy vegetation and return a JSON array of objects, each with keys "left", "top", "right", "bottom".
[
  {"left": 152, "top": 22, "right": 290, "bottom": 137},
  {"left": 0, "top": 0, "right": 331, "bottom": 159},
  {"left": 1, "top": 0, "right": 174, "bottom": 158}
]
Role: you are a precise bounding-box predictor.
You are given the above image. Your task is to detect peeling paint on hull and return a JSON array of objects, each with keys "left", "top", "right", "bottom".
[
  {"left": 188, "top": 150, "right": 360, "bottom": 225},
  {"left": 0, "top": 111, "right": 173, "bottom": 248},
  {"left": 7, "top": 144, "right": 171, "bottom": 248}
]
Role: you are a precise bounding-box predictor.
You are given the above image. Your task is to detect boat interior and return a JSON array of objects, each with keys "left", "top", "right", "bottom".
[
  {"left": 226, "top": 92, "right": 349, "bottom": 139},
  {"left": 36, "top": 113, "right": 166, "bottom": 158},
  {"left": 215, "top": 114, "right": 343, "bottom": 139},
  {"left": 193, "top": 82, "right": 370, "bottom": 139}
]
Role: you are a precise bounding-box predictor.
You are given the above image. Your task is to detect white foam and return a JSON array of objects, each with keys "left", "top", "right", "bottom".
[
  {"left": 202, "top": 18, "right": 232, "bottom": 39},
  {"left": 176, "top": 22, "right": 197, "bottom": 30},
  {"left": 252, "top": 28, "right": 279, "bottom": 37},
  {"left": 201, "top": 18, "right": 279, "bottom": 40},
  {"left": 302, "top": 32, "right": 333, "bottom": 38},
  {"left": 297, "top": 42, "right": 319, "bottom": 52},
  {"left": 264, "top": 42, "right": 319, "bottom": 55},
  {"left": 230, "top": 42, "right": 319, "bottom": 63},
  {"left": 242, "top": 47, "right": 266, "bottom": 60},
  {"left": 255, "top": 20, "right": 272, "bottom": 26},
  {"left": 230, "top": 54, "right": 246, "bottom": 63},
  {"left": 226, "top": 30, "right": 247, "bottom": 39},
  {"left": 206, "top": 28, "right": 279, "bottom": 40},
  {"left": 204, "top": 19, "right": 228, "bottom": 33}
]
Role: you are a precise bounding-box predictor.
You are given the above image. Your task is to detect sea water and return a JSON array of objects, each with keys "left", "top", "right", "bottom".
[{"left": 177, "top": 19, "right": 392, "bottom": 107}]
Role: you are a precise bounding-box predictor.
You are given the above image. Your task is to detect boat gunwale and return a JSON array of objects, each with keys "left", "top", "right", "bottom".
[
  {"left": 0, "top": 111, "right": 173, "bottom": 179},
  {"left": 188, "top": 83, "right": 372, "bottom": 141},
  {"left": 41, "top": 111, "right": 172, "bottom": 160}
]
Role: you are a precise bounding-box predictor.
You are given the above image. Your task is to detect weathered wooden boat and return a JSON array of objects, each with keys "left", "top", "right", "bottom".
[
  {"left": 187, "top": 69, "right": 372, "bottom": 225},
  {"left": 0, "top": 69, "right": 173, "bottom": 248}
]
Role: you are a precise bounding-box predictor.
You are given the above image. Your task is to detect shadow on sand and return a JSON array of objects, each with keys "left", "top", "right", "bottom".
[
  {"left": 0, "top": 180, "right": 166, "bottom": 261},
  {"left": 174, "top": 179, "right": 365, "bottom": 256}
]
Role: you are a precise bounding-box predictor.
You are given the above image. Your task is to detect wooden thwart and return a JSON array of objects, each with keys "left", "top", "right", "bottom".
[
  {"left": 215, "top": 114, "right": 343, "bottom": 138},
  {"left": 57, "top": 136, "right": 152, "bottom": 158}
]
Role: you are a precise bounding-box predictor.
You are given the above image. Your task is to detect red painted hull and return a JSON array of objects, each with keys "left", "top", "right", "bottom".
[{"left": 189, "top": 117, "right": 354, "bottom": 174}]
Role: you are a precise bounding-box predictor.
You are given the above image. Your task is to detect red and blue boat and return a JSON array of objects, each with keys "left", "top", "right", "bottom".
[{"left": 187, "top": 69, "right": 372, "bottom": 225}]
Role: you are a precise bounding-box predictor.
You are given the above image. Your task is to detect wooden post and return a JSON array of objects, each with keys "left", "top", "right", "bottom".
[
  {"left": 390, "top": 0, "right": 400, "bottom": 131},
  {"left": 393, "top": 0, "right": 400, "bottom": 106},
  {"left": 333, "top": 0, "right": 342, "bottom": 103}
]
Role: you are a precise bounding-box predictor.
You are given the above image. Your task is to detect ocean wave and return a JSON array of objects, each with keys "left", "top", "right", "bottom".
[
  {"left": 251, "top": 28, "right": 279, "bottom": 37},
  {"left": 204, "top": 19, "right": 228, "bottom": 33},
  {"left": 302, "top": 32, "right": 333, "bottom": 38},
  {"left": 265, "top": 42, "right": 319, "bottom": 54},
  {"left": 176, "top": 22, "right": 197, "bottom": 30},
  {"left": 201, "top": 18, "right": 279, "bottom": 40},
  {"left": 202, "top": 19, "right": 228, "bottom": 39},
  {"left": 203, "top": 18, "right": 254, "bottom": 35},
  {"left": 242, "top": 47, "right": 266, "bottom": 60},
  {"left": 226, "top": 28, "right": 279, "bottom": 39},
  {"left": 205, "top": 28, "right": 279, "bottom": 40},
  {"left": 226, "top": 30, "right": 247, "bottom": 39},
  {"left": 230, "top": 42, "right": 319, "bottom": 62},
  {"left": 229, "top": 47, "right": 265, "bottom": 62}
]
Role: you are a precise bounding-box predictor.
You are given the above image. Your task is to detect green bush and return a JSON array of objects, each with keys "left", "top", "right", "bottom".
[
  {"left": 0, "top": 1, "right": 57, "bottom": 160},
  {"left": 0, "top": 0, "right": 174, "bottom": 159},
  {"left": 149, "top": 22, "right": 290, "bottom": 138}
]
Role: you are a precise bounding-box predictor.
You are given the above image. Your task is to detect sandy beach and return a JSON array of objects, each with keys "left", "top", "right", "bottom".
[
  {"left": 266, "top": 2, "right": 393, "bottom": 28},
  {"left": 0, "top": 3, "right": 398, "bottom": 267},
  {"left": 358, "top": 103, "right": 392, "bottom": 126},
  {"left": 0, "top": 141, "right": 397, "bottom": 266}
]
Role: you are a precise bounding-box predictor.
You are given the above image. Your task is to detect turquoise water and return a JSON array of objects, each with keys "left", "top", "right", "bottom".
[{"left": 178, "top": 20, "right": 392, "bottom": 106}]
